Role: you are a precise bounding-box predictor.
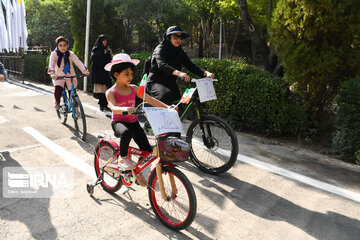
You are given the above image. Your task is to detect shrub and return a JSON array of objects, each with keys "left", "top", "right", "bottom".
[
  {"left": 185, "top": 58, "right": 308, "bottom": 136},
  {"left": 130, "top": 52, "right": 152, "bottom": 84},
  {"left": 271, "top": 0, "right": 360, "bottom": 126},
  {"left": 24, "top": 53, "right": 51, "bottom": 84},
  {"left": 332, "top": 76, "right": 360, "bottom": 164}
]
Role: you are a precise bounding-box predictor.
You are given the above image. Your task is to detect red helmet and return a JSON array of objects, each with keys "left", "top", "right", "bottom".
[{"left": 158, "top": 137, "right": 190, "bottom": 162}]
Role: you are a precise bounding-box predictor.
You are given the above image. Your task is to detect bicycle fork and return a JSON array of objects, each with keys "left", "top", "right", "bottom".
[{"left": 156, "top": 163, "right": 178, "bottom": 200}]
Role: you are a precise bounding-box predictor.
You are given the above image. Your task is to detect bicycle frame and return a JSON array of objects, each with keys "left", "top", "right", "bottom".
[
  {"left": 62, "top": 80, "right": 78, "bottom": 118},
  {"left": 179, "top": 90, "right": 202, "bottom": 121},
  {"left": 94, "top": 137, "right": 177, "bottom": 195}
]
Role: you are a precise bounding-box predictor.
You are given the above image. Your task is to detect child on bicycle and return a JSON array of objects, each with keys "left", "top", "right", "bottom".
[
  {"left": 105, "top": 53, "right": 171, "bottom": 187},
  {"left": 48, "top": 36, "right": 89, "bottom": 109}
]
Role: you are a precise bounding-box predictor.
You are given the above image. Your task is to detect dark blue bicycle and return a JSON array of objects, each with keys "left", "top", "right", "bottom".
[{"left": 55, "top": 75, "right": 87, "bottom": 141}]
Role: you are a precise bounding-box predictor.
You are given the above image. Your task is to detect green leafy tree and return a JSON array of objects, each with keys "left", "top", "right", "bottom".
[
  {"left": 117, "top": 0, "right": 192, "bottom": 48},
  {"left": 184, "top": 0, "right": 220, "bottom": 57},
  {"left": 25, "top": 0, "right": 72, "bottom": 49},
  {"left": 70, "top": 0, "right": 123, "bottom": 61},
  {"left": 271, "top": 0, "right": 360, "bottom": 127}
]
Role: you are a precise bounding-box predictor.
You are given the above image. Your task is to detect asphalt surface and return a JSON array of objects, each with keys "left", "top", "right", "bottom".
[{"left": 0, "top": 78, "right": 359, "bottom": 240}]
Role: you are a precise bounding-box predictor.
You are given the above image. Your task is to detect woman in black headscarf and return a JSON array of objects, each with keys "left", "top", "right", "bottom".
[
  {"left": 91, "top": 34, "right": 112, "bottom": 111},
  {"left": 146, "top": 26, "right": 215, "bottom": 105}
]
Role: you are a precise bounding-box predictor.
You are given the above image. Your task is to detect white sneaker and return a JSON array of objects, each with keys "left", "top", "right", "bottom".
[{"left": 117, "top": 157, "right": 135, "bottom": 170}]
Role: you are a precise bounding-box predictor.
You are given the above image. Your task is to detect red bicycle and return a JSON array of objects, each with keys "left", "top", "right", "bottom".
[{"left": 87, "top": 110, "right": 197, "bottom": 230}]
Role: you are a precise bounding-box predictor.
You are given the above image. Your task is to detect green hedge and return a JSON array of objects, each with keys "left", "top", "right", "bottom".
[
  {"left": 332, "top": 76, "right": 360, "bottom": 164},
  {"left": 130, "top": 52, "right": 152, "bottom": 84},
  {"left": 186, "top": 58, "right": 308, "bottom": 136},
  {"left": 24, "top": 53, "right": 51, "bottom": 84}
]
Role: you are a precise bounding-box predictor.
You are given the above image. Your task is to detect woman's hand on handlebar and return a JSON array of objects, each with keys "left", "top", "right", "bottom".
[
  {"left": 179, "top": 72, "right": 190, "bottom": 82},
  {"left": 204, "top": 71, "right": 215, "bottom": 79},
  {"left": 174, "top": 70, "right": 190, "bottom": 82}
]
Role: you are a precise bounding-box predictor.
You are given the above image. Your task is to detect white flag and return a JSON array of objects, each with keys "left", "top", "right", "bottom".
[
  {"left": 12, "top": 0, "right": 20, "bottom": 51},
  {"left": 20, "top": 0, "right": 28, "bottom": 50},
  {"left": 6, "top": 0, "right": 12, "bottom": 51},
  {"left": 0, "top": 2, "right": 9, "bottom": 51}
]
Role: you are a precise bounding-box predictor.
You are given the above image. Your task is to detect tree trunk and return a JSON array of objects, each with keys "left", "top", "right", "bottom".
[
  {"left": 223, "top": 21, "right": 228, "bottom": 58},
  {"left": 238, "top": 0, "right": 270, "bottom": 69},
  {"left": 230, "top": 20, "right": 240, "bottom": 59},
  {"left": 199, "top": 25, "right": 203, "bottom": 58},
  {"left": 268, "top": 0, "right": 273, "bottom": 25}
]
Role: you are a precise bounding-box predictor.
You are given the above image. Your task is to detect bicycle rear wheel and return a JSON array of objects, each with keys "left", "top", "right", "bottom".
[
  {"left": 186, "top": 115, "right": 239, "bottom": 175},
  {"left": 148, "top": 166, "right": 197, "bottom": 230},
  {"left": 94, "top": 141, "right": 123, "bottom": 193},
  {"left": 72, "top": 95, "right": 87, "bottom": 141},
  {"left": 56, "top": 93, "right": 68, "bottom": 124}
]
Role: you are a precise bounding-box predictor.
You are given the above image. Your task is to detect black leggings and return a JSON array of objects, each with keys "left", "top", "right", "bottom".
[{"left": 111, "top": 121, "right": 152, "bottom": 157}]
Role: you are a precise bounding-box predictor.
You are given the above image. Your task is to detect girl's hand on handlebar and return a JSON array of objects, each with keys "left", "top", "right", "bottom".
[
  {"left": 126, "top": 107, "right": 136, "bottom": 114},
  {"left": 167, "top": 104, "right": 178, "bottom": 111},
  {"left": 51, "top": 75, "right": 57, "bottom": 80},
  {"left": 83, "top": 69, "right": 90, "bottom": 76}
]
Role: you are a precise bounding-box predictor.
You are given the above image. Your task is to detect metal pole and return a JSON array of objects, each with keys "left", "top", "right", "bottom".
[
  {"left": 219, "top": 19, "right": 222, "bottom": 59},
  {"left": 83, "top": 0, "right": 91, "bottom": 91}
]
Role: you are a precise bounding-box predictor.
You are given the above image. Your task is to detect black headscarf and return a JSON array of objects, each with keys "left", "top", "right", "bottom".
[
  {"left": 91, "top": 34, "right": 108, "bottom": 56},
  {"left": 161, "top": 26, "right": 190, "bottom": 55},
  {"left": 55, "top": 37, "right": 70, "bottom": 68}
]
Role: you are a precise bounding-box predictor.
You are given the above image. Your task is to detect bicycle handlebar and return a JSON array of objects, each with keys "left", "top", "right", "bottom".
[
  {"left": 122, "top": 110, "right": 145, "bottom": 115},
  {"left": 176, "top": 76, "right": 218, "bottom": 85},
  {"left": 55, "top": 74, "right": 87, "bottom": 80}
]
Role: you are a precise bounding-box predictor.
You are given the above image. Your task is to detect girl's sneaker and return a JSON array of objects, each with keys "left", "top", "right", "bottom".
[
  {"left": 118, "top": 157, "right": 135, "bottom": 170},
  {"left": 53, "top": 100, "right": 60, "bottom": 110}
]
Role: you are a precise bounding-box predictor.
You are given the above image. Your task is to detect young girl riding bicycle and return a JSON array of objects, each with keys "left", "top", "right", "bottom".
[
  {"left": 48, "top": 36, "right": 89, "bottom": 109},
  {"left": 105, "top": 53, "right": 172, "bottom": 187}
]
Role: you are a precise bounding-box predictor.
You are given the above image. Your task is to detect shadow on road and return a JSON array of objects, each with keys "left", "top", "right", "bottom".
[
  {"left": 87, "top": 188, "right": 214, "bottom": 239},
  {"left": 0, "top": 151, "right": 57, "bottom": 240},
  {"left": 195, "top": 170, "right": 360, "bottom": 240}
]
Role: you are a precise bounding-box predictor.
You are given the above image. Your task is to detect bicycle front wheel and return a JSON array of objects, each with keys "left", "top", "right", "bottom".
[
  {"left": 94, "top": 141, "right": 123, "bottom": 193},
  {"left": 56, "top": 94, "right": 68, "bottom": 124},
  {"left": 186, "top": 115, "right": 239, "bottom": 175},
  {"left": 148, "top": 166, "right": 197, "bottom": 230},
  {"left": 72, "top": 95, "right": 87, "bottom": 141}
]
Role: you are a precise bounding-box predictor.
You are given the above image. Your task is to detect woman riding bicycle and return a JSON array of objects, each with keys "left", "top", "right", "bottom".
[{"left": 146, "top": 26, "right": 215, "bottom": 105}]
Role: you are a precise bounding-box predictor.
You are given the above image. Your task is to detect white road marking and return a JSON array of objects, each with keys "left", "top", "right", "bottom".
[
  {"left": 1, "top": 91, "right": 41, "bottom": 97},
  {"left": 0, "top": 115, "right": 9, "bottom": 124},
  {"left": 192, "top": 139, "right": 360, "bottom": 203},
  {"left": 238, "top": 154, "right": 360, "bottom": 203},
  {"left": 5, "top": 79, "right": 52, "bottom": 95},
  {"left": 23, "top": 126, "right": 96, "bottom": 181}
]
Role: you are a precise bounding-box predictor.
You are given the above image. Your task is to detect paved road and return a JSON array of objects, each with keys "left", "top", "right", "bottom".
[{"left": 0, "top": 78, "right": 359, "bottom": 240}]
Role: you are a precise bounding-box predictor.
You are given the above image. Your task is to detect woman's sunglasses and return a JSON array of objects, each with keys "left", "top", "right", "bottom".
[{"left": 172, "top": 34, "right": 184, "bottom": 40}]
